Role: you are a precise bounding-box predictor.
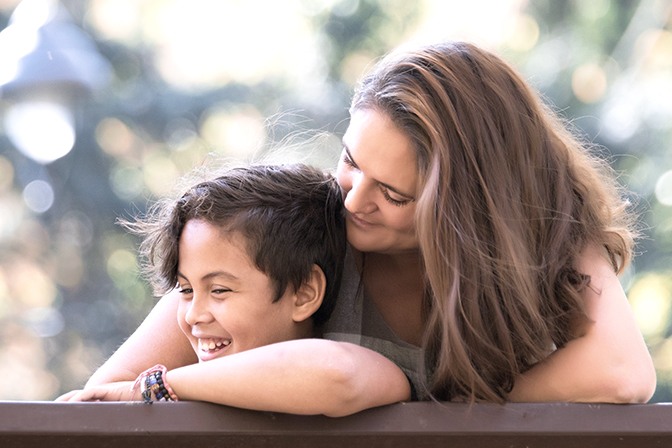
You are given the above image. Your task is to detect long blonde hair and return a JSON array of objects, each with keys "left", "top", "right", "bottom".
[{"left": 351, "top": 41, "right": 636, "bottom": 402}]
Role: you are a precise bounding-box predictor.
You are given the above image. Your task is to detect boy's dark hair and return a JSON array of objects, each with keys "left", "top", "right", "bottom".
[{"left": 123, "top": 164, "right": 346, "bottom": 329}]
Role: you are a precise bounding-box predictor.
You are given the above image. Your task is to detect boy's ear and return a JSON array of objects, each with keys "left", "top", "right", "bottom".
[{"left": 292, "top": 264, "right": 326, "bottom": 323}]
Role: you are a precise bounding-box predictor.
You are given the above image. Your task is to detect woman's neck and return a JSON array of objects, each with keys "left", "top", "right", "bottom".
[
  {"left": 354, "top": 248, "right": 426, "bottom": 346},
  {"left": 353, "top": 248, "right": 423, "bottom": 277}
]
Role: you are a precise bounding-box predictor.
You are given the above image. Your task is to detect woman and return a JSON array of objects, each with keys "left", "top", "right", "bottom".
[{"left": 77, "top": 41, "right": 655, "bottom": 412}]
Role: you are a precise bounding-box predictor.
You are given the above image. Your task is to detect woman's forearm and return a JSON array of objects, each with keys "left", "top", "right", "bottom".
[
  {"left": 509, "top": 328, "right": 655, "bottom": 403},
  {"left": 510, "top": 246, "right": 656, "bottom": 403},
  {"left": 166, "top": 339, "right": 411, "bottom": 417}
]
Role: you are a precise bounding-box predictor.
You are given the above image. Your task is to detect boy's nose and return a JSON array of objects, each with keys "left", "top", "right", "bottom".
[{"left": 184, "top": 296, "right": 213, "bottom": 326}]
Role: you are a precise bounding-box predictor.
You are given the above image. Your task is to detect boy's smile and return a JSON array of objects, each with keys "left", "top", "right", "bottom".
[
  {"left": 176, "top": 219, "right": 305, "bottom": 362},
  {"left": 198, "top": 338, "right": 230, "bottom": 353}
]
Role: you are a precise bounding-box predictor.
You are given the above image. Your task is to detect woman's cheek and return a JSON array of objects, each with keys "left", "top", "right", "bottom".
[{"left": 391, "top": 206, "right": 417, "bottom": 233}]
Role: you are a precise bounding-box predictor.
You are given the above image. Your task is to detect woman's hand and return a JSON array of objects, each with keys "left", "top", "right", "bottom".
[
  {"left": 509, "top": 245, "right": 656, "bottom": 403},
  {"left": 56, "top": 381, "right": 140, "bottom": 402}
]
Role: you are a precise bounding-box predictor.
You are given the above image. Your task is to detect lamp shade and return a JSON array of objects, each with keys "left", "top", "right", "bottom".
[{"left": 0, "top": 0, "right": 112, "bottom": 97}]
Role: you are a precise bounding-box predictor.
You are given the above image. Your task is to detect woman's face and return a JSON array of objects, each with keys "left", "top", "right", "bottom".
[{"left": 337, "top": 108, "right": 419, "bottom": 254}]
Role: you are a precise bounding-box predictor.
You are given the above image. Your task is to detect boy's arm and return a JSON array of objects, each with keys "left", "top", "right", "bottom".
[
  {"left": 64, "top": 339, "right": 411, "bottom": 416},
  {"left": 85, "top": 289, "right": 198, "bottom": 387},
  {"left": 509, "top": 245, "right": 656, "bottom": 403},
  {"left": 166, "top": 339, "right": 411, "bottom": 417},
  {"left": 76, "top": 290, "right": 411, "bottom": 416}
]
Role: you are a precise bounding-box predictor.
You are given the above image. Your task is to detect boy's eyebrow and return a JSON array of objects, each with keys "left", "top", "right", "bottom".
[
  {"left": 342, "top": 144, "right": 416, "bottom": 200},
  {"left": 177, "top": 271, "right": 239, "bottom": 282}
]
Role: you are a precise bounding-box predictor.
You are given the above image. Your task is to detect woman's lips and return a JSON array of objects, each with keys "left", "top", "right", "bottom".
[{"left": 349, "top": 212, "right": 376, "bottom": 228}]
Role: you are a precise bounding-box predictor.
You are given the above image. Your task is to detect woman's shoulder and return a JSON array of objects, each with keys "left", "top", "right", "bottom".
[{"left": 575, "top": 243, "right": 619, "bottom": 284}]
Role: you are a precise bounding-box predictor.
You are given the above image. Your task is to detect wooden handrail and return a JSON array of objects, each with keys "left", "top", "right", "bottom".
[{"left": 1, "top": 400, "right": 671, "bottom": 447}]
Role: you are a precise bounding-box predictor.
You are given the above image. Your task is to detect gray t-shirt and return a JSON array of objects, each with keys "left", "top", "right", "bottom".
[{"left": 322, "top": 247, "right": 427, "bottom": 400}]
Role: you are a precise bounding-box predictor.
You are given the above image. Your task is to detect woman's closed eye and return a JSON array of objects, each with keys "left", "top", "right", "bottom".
[
  {"left": 342, "top": 150, "right": 358, "bottom": 170},
  {"left": 342, "top": 146, "right": 414, "bottom": 206},
  {"left": 380, "top": 186, "right": 412, "bottom": 206}
]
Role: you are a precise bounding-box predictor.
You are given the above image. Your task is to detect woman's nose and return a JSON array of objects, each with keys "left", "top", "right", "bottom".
[{"left": 343, "top": 173, "right": 377, "bottom": 215}]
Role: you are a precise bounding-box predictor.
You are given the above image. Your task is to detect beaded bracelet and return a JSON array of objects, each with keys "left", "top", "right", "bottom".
[
  {"left": 149, "top": 371, "right": 172, "bottom": 401},
  {"left": 131, "top": 364, "right": 179, "bottom": 404}
]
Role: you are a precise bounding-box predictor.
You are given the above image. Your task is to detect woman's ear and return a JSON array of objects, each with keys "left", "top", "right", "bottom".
[{"left": 292, "top": 264, "right": 326, "bottom": 323}]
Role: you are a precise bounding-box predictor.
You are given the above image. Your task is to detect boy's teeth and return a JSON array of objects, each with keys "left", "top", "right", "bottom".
[{"left": 199, "top": 339, "right": 230, "bottom": 351}]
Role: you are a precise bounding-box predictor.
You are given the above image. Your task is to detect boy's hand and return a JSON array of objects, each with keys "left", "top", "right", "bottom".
[{"left": 56, "top": 381, "right": 140, "bottom": 402}]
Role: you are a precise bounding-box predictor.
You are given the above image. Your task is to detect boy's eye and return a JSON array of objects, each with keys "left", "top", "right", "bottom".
[
  {"left": 212, "top": 288, "right": 232, "bottom": 295},
  {"left": 178, "top": 287, "right": 193, "bottom": 295}
]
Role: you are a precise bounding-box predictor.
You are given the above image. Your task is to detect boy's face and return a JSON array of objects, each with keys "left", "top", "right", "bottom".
[{"left": 176, "top": 219, "right": 304, "bottom": 362}]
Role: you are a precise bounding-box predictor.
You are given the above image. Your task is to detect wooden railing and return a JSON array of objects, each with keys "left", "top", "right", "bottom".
[{"left": 1, "top": 400, "right": 671, "bottom": 447}]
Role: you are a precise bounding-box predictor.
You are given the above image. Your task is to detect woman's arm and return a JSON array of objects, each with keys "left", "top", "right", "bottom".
[
  {"left": 509, "top": 245, "right": 656, "bottom": 403},
  {"left": 85, "top": 289, "right": 198, "bottom": 387}
]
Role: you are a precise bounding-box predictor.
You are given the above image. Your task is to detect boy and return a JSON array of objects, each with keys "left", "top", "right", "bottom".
[{"left": 59, "top": 163, "right": 347, "bottom": 403}]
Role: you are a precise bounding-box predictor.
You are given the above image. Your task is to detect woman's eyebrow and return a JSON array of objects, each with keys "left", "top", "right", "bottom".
[{"left": 343, "top": 145, "right": 415, "bottom": 200}]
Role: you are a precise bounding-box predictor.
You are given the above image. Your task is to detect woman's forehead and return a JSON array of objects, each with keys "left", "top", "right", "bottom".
[{"left": 344, "top": 109, "right": 418, "bottom": 191}]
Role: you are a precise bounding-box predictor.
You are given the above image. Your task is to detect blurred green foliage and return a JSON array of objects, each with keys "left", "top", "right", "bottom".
[{"left": 0, "top": 0, "right": 670, "bottom": 402}]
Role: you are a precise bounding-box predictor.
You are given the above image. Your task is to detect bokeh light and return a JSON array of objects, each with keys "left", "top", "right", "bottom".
[
  {"left": 0, "top": 156, "right": 14, "bottom": 192},
  {"left": 505, "top": 13, "right": 539, "bottom": 52},
  {"left": 58, "top": 210, "right": 94, "bottom": 249},
  {"left": 95, "top": 117, "right": 142, "bottom": 159},
  {"left": 0, "top": 268, "right": 9, "bottom": 318},
  {"left": 0, "top": 193, "right": 24, "bottom": 241},
  {"left": 14, "top": 218, "right": 50, "bottom": 257},
  {"left": 4, "top": 102, "right": 76, "bottom": 164},
  {"left": 6, "top": 259, "right": 58, "bottom": 308},
  {"left": 22, "top": 179, "right": 54, "bottom": 213},
  {"left": 24, "top": 306, "right": 65, "bottom": 338},
  {"left": 656, "top": 171, "right": 672, "bottom": 206},
  {"left": 0, "top": 323, "right": 60, "bottom": 400},
  {"left": 414, "top": 0, "right": 527, "bottom": 45},
  {"left": 85, "top": 0, "right": 140, "bottom": 43},
  {"left": 110, "top": 164, "right": 144, "bottom": 201},
  {"left": 90, "top": 0, "right": 322, "bottom": 90},
  {"left": 572, "top": 63, "right": 608, "bottom": 104},
  {"left": 200, "top": 106, "right": 266, "bottom": 159},
  {"left": 106, "top": 248, "right": 138, "bottom": 290},
  {"left": 637, "top": 29, "right": 672, "bottom": 70},
  {"left": 628, "top": 274, "right": 672, "bottom": 338},
  {"left": 143, "top": 154, "right": 180, "bottom": 196},
  {"left": 575, "top": 0, "right": 611, "bottom": 21},
  {"left": 0, "top": 12, "right": 39, "bottom": 84}
]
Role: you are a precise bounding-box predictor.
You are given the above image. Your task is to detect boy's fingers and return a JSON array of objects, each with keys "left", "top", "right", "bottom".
[
  {"left": 57, "top": 382, "right": 136, "bottom": 402},
  {"left": 55, "top": 390, "right": 82, "bottom": 401}
]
